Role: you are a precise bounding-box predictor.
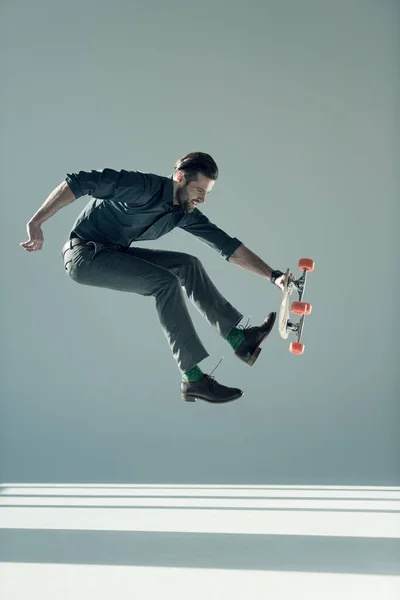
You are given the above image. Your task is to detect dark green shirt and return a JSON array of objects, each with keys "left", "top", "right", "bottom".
[{"left": 65, "top": 169, "right": 242, "bottom": 261}]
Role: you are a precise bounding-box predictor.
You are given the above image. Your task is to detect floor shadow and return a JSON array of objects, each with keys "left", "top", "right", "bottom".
[
  {"left": 1, "top": 486, "right": 399, "bottom": 513},
  {"left": 0, "top": 529, "right": 399, "bottom": 575}
]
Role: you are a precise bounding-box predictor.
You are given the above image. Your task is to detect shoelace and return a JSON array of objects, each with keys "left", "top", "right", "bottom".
[
  {"left": 206, "top": 357, "right": 224, "bottom": 387},
  {"left": 237, "top": 315, "right": 252, "bottom": 332},
  {"left": 205, "top": 315, "right": 252, "bottom": 385}
]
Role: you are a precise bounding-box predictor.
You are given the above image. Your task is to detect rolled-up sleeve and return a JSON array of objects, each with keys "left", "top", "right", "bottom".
[
  {"left": 178, "top": 208, "right": 243, "bottom": 261},
  {"left": 65, "top": 169, "right": 145, "bottom": 201}
]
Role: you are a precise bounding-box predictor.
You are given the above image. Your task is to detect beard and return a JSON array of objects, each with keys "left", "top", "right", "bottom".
[{"left": 176, "top": 185, "right": 196, "bottom": 213}]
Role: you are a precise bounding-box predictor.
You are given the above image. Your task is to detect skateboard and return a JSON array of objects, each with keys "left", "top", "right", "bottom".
[{"left": 278, "top": 258, "right": 315, "bottom": 354}]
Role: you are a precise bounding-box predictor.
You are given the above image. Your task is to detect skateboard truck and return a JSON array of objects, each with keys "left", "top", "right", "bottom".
[
  {"left": 286, "top": 321, "right": 299, "bottom": 333},
  {"left": 278, "top": 258, "right": 315, "bottom": 354}
]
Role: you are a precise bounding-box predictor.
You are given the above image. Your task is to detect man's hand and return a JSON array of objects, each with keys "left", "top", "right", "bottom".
[
  {"left": 19, "top": 180, "right": 76, "bottom": 253},
  {"left": 272, "top": 272, "right": 295, "bottom": 293},
  {"left": 273, "top": 273, "right": 286, "bottom": 292},
  {"left": 20, "top": 221, "right": 44, "bottom": 252}
]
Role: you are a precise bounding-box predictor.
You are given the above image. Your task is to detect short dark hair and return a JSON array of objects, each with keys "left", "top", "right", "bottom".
[{"left": 174, "top": 152, "right": 219, "bottom": 183}]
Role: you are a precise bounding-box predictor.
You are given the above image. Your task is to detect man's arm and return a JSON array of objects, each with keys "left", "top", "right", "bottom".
[
  {"left": 178, "top": 208, "right": 243, "bottom": 260},
  {"left": 20, "top": 180, "right": 76, "bottom": 252},
  {"left": 28, "top": 180, "right": 76, "bottom": 226},
  {"left": 229, "top": 244, "right": 288, "bottom": 291},
  {"left": 21, "top": 168, "right": 149, "bottom": 252},
  {"left": 65, "top": 168, "right": 145, "bottom": 201},
  {"left": 228, "top": 244, "right": 273, "bottom": 279},
  {"left": 178, "top": 209, "right": 287, "bottom": 290}
]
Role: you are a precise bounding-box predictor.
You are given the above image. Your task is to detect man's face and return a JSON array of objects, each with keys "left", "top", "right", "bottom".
[{"left": 176, "top": 173, "right": 216, "bottom": 214}]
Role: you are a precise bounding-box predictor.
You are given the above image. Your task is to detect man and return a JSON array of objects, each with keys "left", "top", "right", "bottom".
[{"left": 21, "top": 152, "right": 287, "bottom": 404}]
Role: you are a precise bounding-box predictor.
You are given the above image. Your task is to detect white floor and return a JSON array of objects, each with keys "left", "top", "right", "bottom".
[{"left": 1, "top": 484, "right": 399, "bottom": 600}]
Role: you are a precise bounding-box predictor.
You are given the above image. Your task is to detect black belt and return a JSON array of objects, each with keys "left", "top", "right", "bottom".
[{"left": 61, "top": 238, "right": 129, "bottom": 259}]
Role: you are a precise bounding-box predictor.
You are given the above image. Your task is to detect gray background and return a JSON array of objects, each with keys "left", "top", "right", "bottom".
[{"left": 1, "top": 0, "right": 399, "bottom": 485}]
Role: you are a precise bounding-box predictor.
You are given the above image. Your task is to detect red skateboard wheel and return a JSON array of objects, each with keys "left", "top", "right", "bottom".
[
  {"left": 298, "top": 258, "right": 314, "bottom": 272},
  {"left": 291, "top": 301, "right": 312, "bottom": 316},
  {"left": 290, "top": 342, "right": 305, "bottom": 355}
]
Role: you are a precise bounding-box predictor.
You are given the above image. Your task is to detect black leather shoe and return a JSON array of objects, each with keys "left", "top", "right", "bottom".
[
  {"left": 181, "top": 375, "right": 243, "bottom": 404},
  {"left": 234, "top": 311, "right": 276, "bottom": 366}
]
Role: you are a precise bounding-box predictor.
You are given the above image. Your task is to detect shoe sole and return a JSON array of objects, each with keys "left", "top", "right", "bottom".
[
  {"left": 181, "top": 391, "right": 244, "bottom": 403},
  {"left": 247, "top": 345, "right": 262, "bottom": 366}
]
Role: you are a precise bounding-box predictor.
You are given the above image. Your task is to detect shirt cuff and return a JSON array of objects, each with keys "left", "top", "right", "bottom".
[
  {"left": 65, "top": 174, "right": 84, "bottom": 199},
  {"left": 223, "top": 238, "right": 243, "bottom": 261}
]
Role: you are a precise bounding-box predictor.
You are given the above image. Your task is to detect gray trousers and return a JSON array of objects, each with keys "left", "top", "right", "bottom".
[{"left": 62, "top": 241, "right": 243, "bottom": 372}]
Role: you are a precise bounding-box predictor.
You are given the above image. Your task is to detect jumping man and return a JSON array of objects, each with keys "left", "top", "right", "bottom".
[{"left": 21, "top": 152, "right": 287, "bottom": 404}]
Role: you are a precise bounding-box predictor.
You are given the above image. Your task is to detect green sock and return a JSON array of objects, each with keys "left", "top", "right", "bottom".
[
  {"left": 226, "top": 326, "right": 245, "bottom": 351},
  {"left": 182, "top": 365, "right": 205, "bottom": 382}
]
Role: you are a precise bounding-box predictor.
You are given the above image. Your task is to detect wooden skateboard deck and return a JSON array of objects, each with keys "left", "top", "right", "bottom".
[
  {"left": 278, "top": 269, "right": 296, "bottom": 340},
  {"left": 278, "top": 259, "right": 315, "bottom": 354}
]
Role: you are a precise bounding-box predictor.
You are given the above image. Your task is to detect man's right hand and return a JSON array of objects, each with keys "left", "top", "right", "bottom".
[
  {"left": 20, "top": 221, "right": 44, "bottom": 252},
  {"left": 271, "top": 270, "right": 295, "bottom": 293}
]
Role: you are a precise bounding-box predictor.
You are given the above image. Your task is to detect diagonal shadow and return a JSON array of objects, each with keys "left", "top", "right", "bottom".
[
  {"left": 0, "top": 529, "right": 399, "bottom": 576},
  {"left": 2, "top": 486, "right": 399, "bottom": 514}
]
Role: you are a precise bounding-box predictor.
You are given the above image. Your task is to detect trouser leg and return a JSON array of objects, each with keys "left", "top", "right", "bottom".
[
  {"left": 64, "top": 243, "right": 209, "bottom": 372},
  {"left": 123, "top": 247, "right": 244, "bottom": 338}
]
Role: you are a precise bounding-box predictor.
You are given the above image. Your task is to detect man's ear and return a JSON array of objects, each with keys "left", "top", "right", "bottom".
[{"left": 176, "top": 171, "right": 185, "bottom": 183}]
